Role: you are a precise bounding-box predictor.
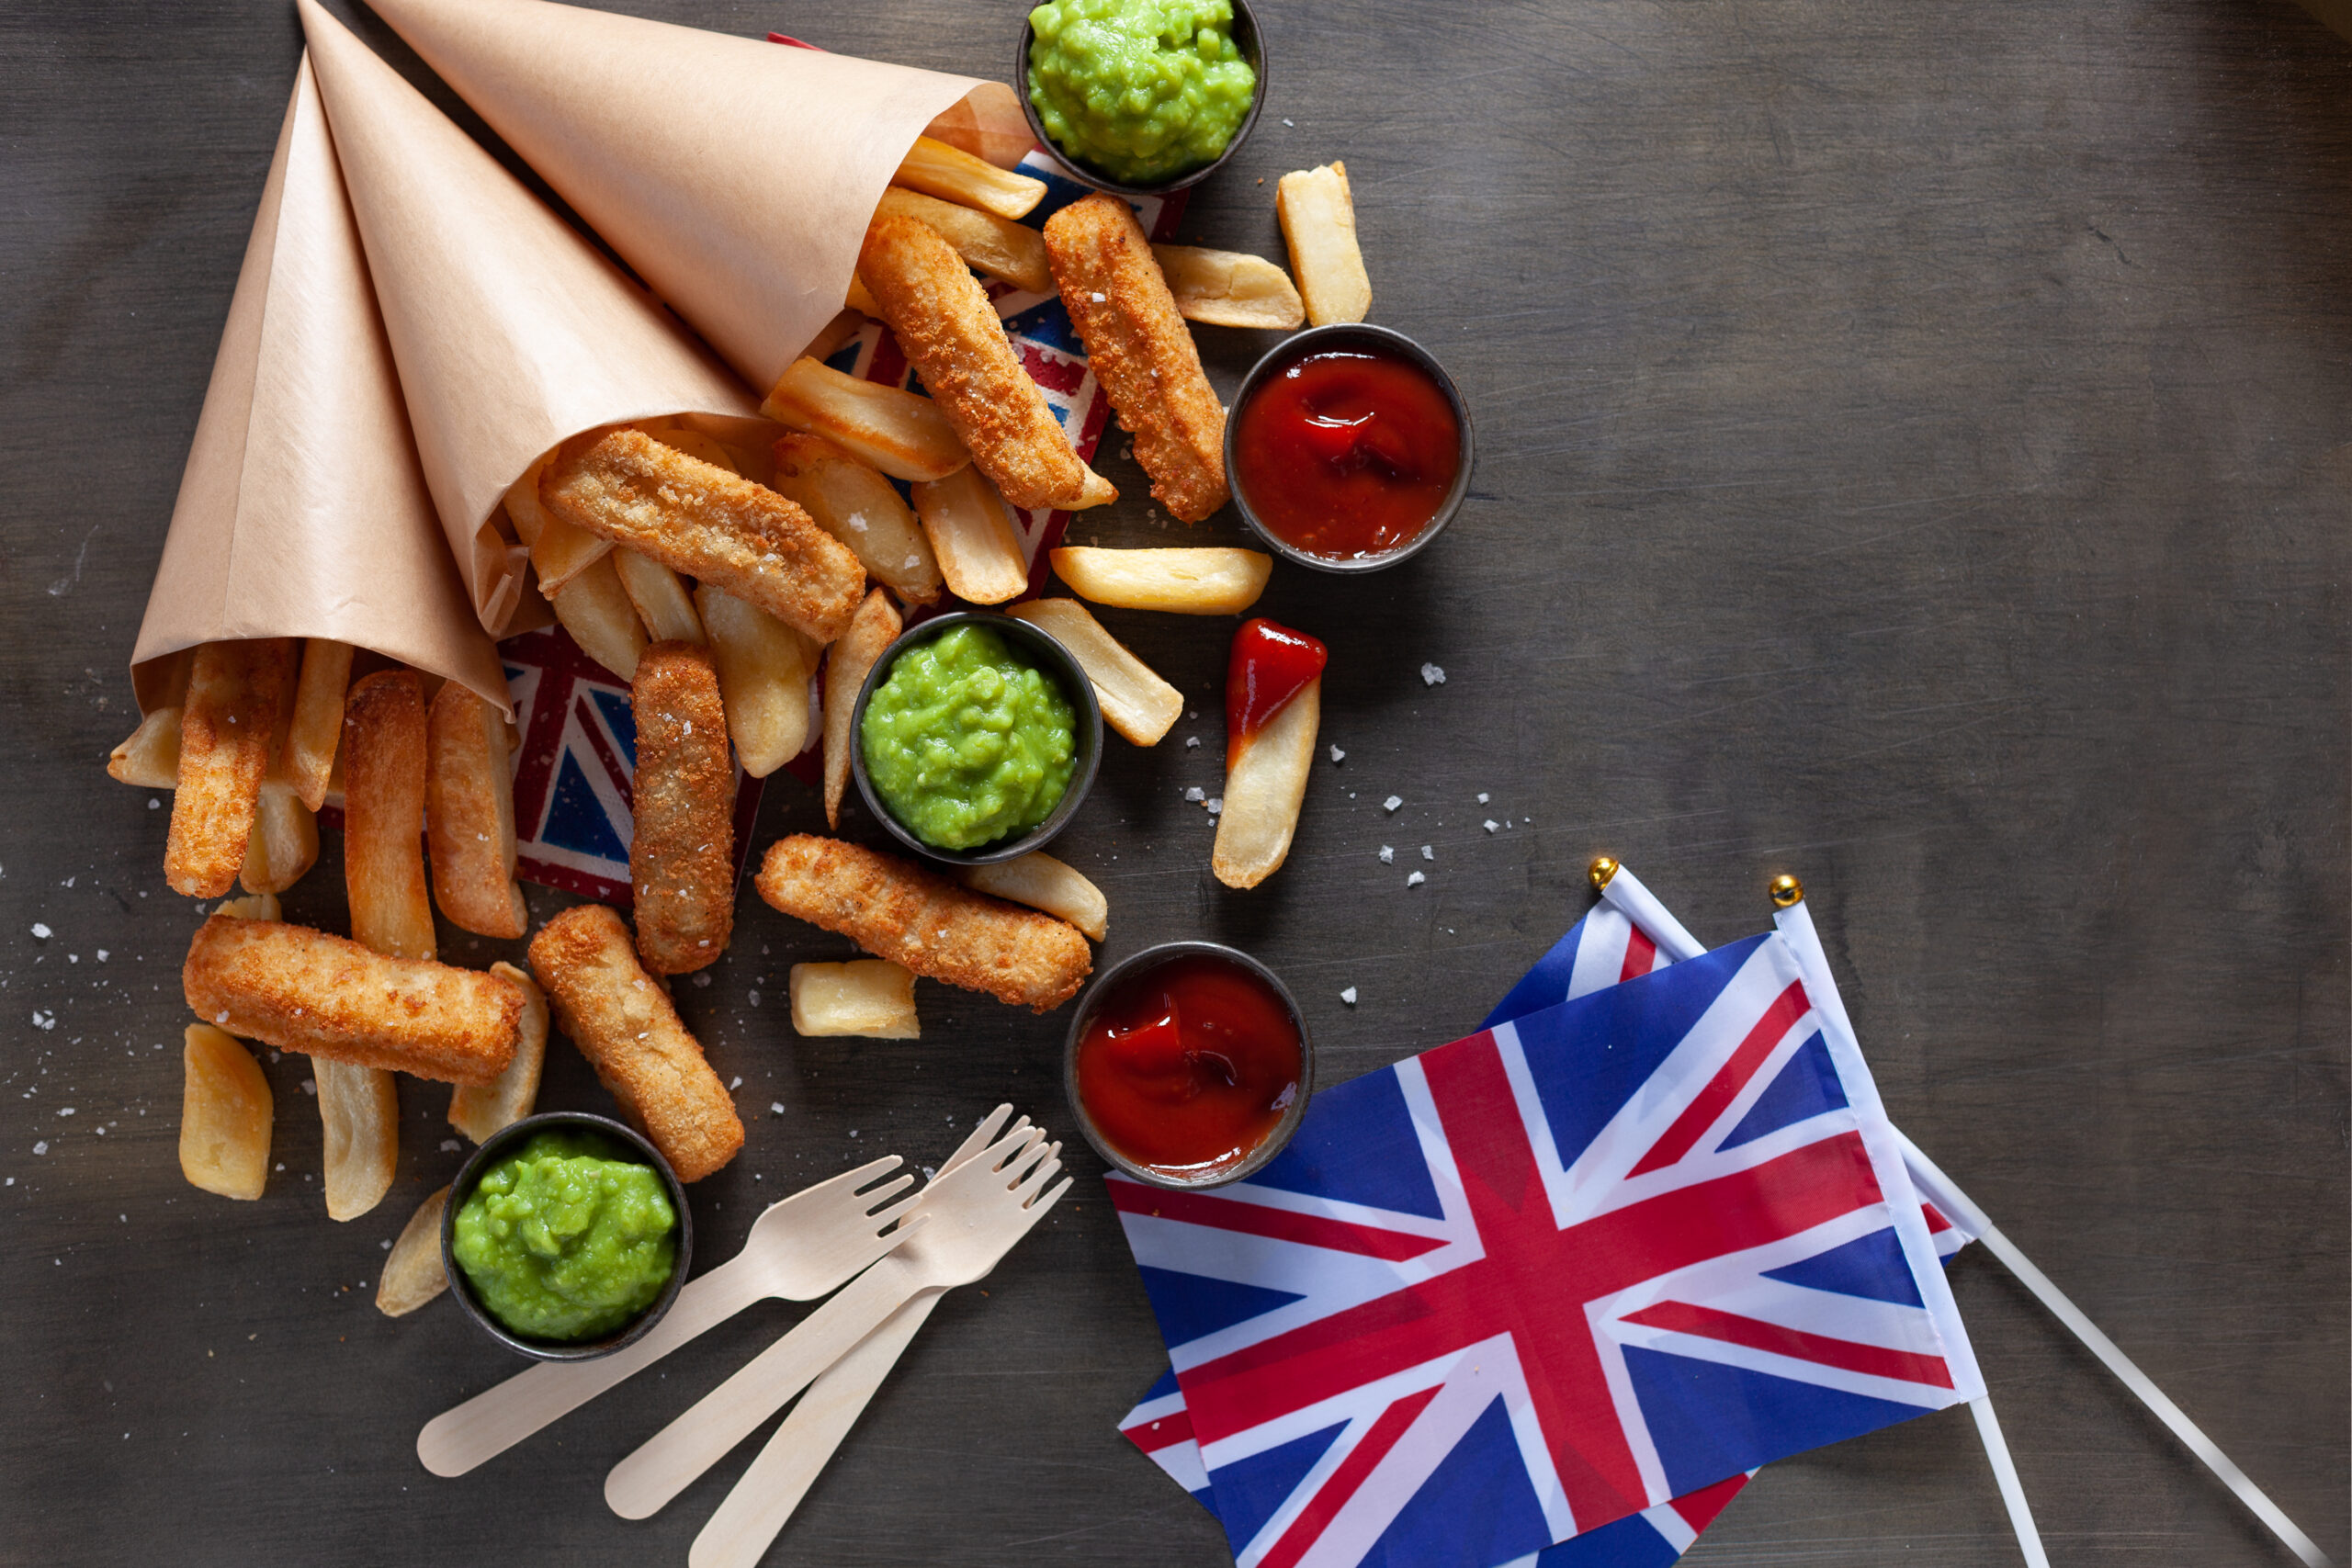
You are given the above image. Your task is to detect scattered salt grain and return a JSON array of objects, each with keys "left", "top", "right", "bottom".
[
  {"left": 1407, "top": 871, "right": 1426, "bottom": 887},
  {"left": 1484, "top": 819, "right": 1499, "bottom": 833},
  {"left": 1282, "top": 117, "right": 1295, "bottom": 127},
  {"left": 1183, "top": 786, "right": 1204, "bottom": 803},
  {"left": 1340, "top": 987, "right": 1358, "bottom": 1005},
  {"left": 33, "top": 1141, "right": 48, "bottom": 1155},
  {"left": 1383, "top": 795, "right": 1402, "bottom": 812},
  {"left": 1476, "top": 793, "right": 1489, "bottom": 804},
  {"left": 380, "top": 1239, "right": 391, "bottom": 1250},
  {"left": 148, "top": 798, "right": 159, "bottom": 809},
  {"left": 1090, "top": 291, "right": 1106, "bottom": 303},
  {"left": 31, "top": 1010, "right": 54, "bottom": 1031},
  {"left": 770, "top": 1102, "right": 785, "bottom": 1115},
  {"left": 1379, "top": 846, "right": 1395, "bottom": 863},
  {"left": 300, "top": 1080, "right": 316, "bottom": 1097},
  {"left": 747, "top": 990, "right": 762, "bottom": 1007},
  {"left": 692, "top": 973, "right": 712, "bottom": 987},
  {"left": 1206, "top": 798, "right": 1223, "bottom": 815},
  {"left": 1420, "top": 846, "right": 1434, "bottom": 861},
  {"left": 29, "top": 923, "right": 50, "bottom": 940},
  {"left": 1420, "top": 663, "right": 1446, "bottom": 686},
  {"left": 57, "top": 1108, "right": 74, "bottom": 1117},
  {"left": 95, "top": 950, "right": 107, "bottom": 962},
  {"left": 1185, "top": 736, "right": 1200, "bottom": 749},
  {"left": 439, "top": 1139, "right": 460, "bottom": 1153},
  {"left": 729, "top": 1077, "right": 743, "bottom": 1090},
  {"left": 1329, "top": 746, "right": 1345, "bottom": 762}
]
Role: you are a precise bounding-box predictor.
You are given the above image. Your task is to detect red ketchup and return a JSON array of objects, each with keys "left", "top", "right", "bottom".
[
  {"left": 1074, "top": 953, "right": 1304, "bottom": 1179},
  {"left": 1227, "top": 618, "right": 1327, "bottom": 768},
  {"left": 1231, "top": 344, "right": 1463, "bottom": 560}
]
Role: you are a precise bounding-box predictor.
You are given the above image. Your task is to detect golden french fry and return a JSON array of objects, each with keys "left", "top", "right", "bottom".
[
  {"left": 425, "top": 682, "right": 526, "bottom": 940},
  {"left": 630, "top": 642, "right": 736, "bottom": 975},
  {"left": 376, "top": 1185, "right": 452, "bottom": 1317},
  {"left": 107, "top": 705, "right": 182, "bottom": 788},
  {"left": 910, "top": 464, "right": 1030, "bottom": 605},
  {"left": 1277, "top": 162, "right": 1371, "bottom": 327},
  {"left": 448, "top": 962, "right": 545, "bottom": 1144},
  {"left": 892, "top": 134, "right": 1047, "bottom": 220},
  {"left": 282, "top": 638, "right": 354, "bottom": 812},
  {"left": 803, "top": 307, "right": 865, "bottom": 366},
  {"left": 958, "top": 851, "right": 1107, "bottom": 942},
  {"left": 511, "top": 452, "right": 615, "bottom": 594},
  {"left": 551, "top": 551, "right": 650, "bottom": 682},
  {"left": 503, "top": 463, "right": 549, "bottom": 546},
  {"left": 167, "top": 638, "right": 296, "bottom": 897},
  {"left": 1003, "top": 598, "right": 1181, "bottom": 745},
  {"left": 875, "top": 186, "right": 1052, "bottom": 293},
  {"left": 613, "top": 548, "right": 708, "bottom": 644},
  {"left": 1213, "top": 674, "right": 1320, "bottom": 889},
  {"left": 844, "top": 272, "right": 885, "bottom": 320},
  {"left": 822, "top": 589, "right": 902, "bottom": 829},
  {"left": 238, "top": 783, "right": 319, "bottom": 896},
  {"left": 760, "top": 356, "right": 970, "bottom": 483},
  {"left": 179, "top": 1023, "right": 271, "bottom": 1201},
  {"left": 1049, "top": 546, "right": 1271, "bottom": 615},
  {"left": 215, "top": 891, "right": 281, "bottom": 921},
  {"left": 1149, "top": 243, "right": 1306, "bottom": 331},
  {"left": 343, "top": 671, "right": 435, "bottom": 961},
  {"left": 316, "top": 1057, "right": 398, "bottom": 1223},
  {"left": 771, "top": 434, "right": 943, "bottom": 604},
  {"left": 789, "top": 960, "right": 920, "bottom": 1038},
  {"left": 695, "top": 585, "right": 817, "bottom": 778}
]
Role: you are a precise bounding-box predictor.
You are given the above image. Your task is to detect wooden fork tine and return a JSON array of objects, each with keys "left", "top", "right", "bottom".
[{"left": 858, "top": 1173, "right": 918, "bottom": 1213}]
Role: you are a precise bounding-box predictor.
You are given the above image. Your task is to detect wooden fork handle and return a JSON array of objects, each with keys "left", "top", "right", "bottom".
[
  {"left": 605, "top": 1255, "right": 919, "bottom": 1520},
  {"left": 688, "top": 1290, "right": 947, "bottom": 1568}
]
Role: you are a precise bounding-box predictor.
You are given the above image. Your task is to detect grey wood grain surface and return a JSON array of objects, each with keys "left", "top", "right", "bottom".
[{"left": 2, "top": 1, "right": 2346, "bottom": 1563}]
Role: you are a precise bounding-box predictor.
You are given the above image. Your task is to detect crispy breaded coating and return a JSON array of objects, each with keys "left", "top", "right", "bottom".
[
  {"left": 527, "top": 904, "right": 743, "bottom": 1181},
  {"left": 343, "top": 671, "right": 435, "bottom": 960},
  {"left": 754, "top": 835, "right": 1091, "bottom": 1012},
  {"left": 541, "top": 428, "right": 865, "bottom": 643},
  {"left": 166, "top": 638, "right": 296, "bottom": 897},
  {"left": 1045, "top": 195, "right": 1229, "bottom": 523},
  {"left": 858, "top": 212, "right": 1115, "bottom": 513},
  {"left": 630, "top": 642, "right": 734, "bottom": 975},
  {"left": 182, "top": 914, "right": 521, "bottom": 1084}
]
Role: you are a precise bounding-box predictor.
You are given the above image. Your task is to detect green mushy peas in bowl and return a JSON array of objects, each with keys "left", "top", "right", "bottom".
[
  {"left": 450, "top": 1129, "right": 678, "bottom": 1343},
  {"left": 1025, "top": 0, "right": 1257, "bottom": 187},
  {"left": 860, "top": 623, "right": 1079, "bottom": 852}
]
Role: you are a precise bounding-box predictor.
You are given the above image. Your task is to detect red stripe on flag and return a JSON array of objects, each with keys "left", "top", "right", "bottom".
[
  {"left": 1627, "top": 981, "right": 1810, "bottom": 1177},
  {"left": 1120, "top": 1406, "right": 1197, "bottom": 1453},
  {"left": 1618, "top": 925, "right": 1658, "bottom": 983},
  {"left": 1667, "top": 1472, "right": 1750, "bottom": 1532},
  {"left": 1020, "top": 342, "right": 1090, "bottom": 395},
  {"left": 1618, "top": 1300, "right": 1953, "bottom": 1390},
  {"left": 1255, "top": 1386, "right": 1442, "bottom": 1568},
  {"left": 1105, "top": 1180, "right": 1446, "bottom": 1263},
  {"left": 1921, "top": 1201, "right": 1952, "bottom": 1235}
]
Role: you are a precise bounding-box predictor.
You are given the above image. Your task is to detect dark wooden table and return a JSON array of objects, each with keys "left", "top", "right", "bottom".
[{"left": 4, "top": 1, "right": 2346, "bottom": 1563}]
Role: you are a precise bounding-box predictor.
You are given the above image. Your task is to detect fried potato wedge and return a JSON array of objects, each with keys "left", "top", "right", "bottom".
[
  {"left": 215, "top": 891, "right": 281, "bottom": 921},
  {"left": 1049, "top": 546, "right": 1271, "bottom": 615},
  {"left": 1004, "top": 597, "right": 1181, "bottom": 745},
  {"left": 630, "top": 642, "right": 736, "bottom": 976},
  {"left": 875, "top": 186, "right": 1052, "bottom": 293},
  {"left": 789, "top": 960, "right": 921, "bottom": 1039},
  {"left": 239, "top": 783, "right": 319, "bottom": 897},
  {"left": 771, "top": 434, "right": 943, "bottom": 604},
  {"left": 317, "top": 1057, "right": 398, "bottom": 1222},
  {"left": 822, "top": 589, "right": 903, "bottom": 829},
  {"left": 761, "top": 356, "right": 970, "bottom": 483},
  {"left": 108, "top": 705, "right": 182, "bottom": 788},
  {"left": 1277, "top": 162, "right": 1372, "bottom": 327},
  {"left": 550, "top": 551, "right": 650, "bottom": 682},
  {"left": 179, "top": 1023, "right": 271, "bottom": 1201},
  {"left": 695, "top": 586, "right": 817, "bottom": 778},
  {"left": 426, "top": 682, "right": 527, "bottom": 940},
  {"left": 612, "top": 548, "right": 707, "bottom": 644},
  {"left": 344, "top": 671, "right": 435, "bottom": 962},
  {"left": 958, "top": 851, "right": 1107, "bottom": 942},
  {"left": 911, "top": 463, "right": 1031, "bottom": 605},
  {"left": 167, "top": 638, "right": 296, "bottom": 897},
  {"left": 284, "top": 638, "right": 355, "bottom": 812},
  {"left": 1149, "top": 243, "right": 1306, "bottom": 331},
  {"left": 1213, "top": 675, "right": 1320, "bottom": 889},
  {"left": 376, "top": 1185, "right": 452, "bottom": 1316},
  {"left": 892, "top": 134, "right": 1048, "bottom": 220},
  {"left": 448, "top": 962, "right": 546, "bottom": 1145}
]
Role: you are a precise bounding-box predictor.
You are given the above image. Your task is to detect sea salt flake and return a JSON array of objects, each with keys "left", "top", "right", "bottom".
[
  {"left": 1340, "top": 987, "right": 1358, "bottom": 1005},
  {"left": 1183, "top": 786, "right": 1204, "bottom": 802},
  {"left": 1420, "top": 664, "right": 1446, "bottom": 686},
  {"left": 770, "top": 1102, "right": 786, "bottom": 1114},
  {"left": 1329, "top": 746, "right": 1345, "bottom": 762},
  {"left": 747, "top": 989, "right": 762, "bottom": 1006},
  {"left": 300, "top": 1080, "right": 316, "bottom": 1097},
  {"left": 57, "top": 1107, "right": 74, "bottom": 1117},
  {"left": 1476, "top": 793, "right": 1489, "bottom": 804},
  {"left": 1379, "top": 846, "right": 1395, "bottom": 863},
  {"left": 1420, "top": 845, "right": 1434, "bottom": 861},
  {"left": 1484, "top": 819, "right": 1499, "bottom": 833},
  {"left": 1206, "top": 797, "right": 1223, "bottom": 815},
  {"left": 439, "top": 1139, "right": 460, "bottom": 1153},
  {"left": 33, "top": 1142, "right": 46, "bottom": 1156},
  {"left": 1383, "top": 795, "right": 1403, "bottom": 812},
  {"left": 1185, "top": 736, "right": 1200, "bottom": 749},
  {"left": 29, "top": 923, "right": 50, "bottom": 940},
  {"left": 1407, "top": 871, "right": 1426, "bottom": 887},
  {"left": 729, "top": 1077, "right": 743, "bottom": 1090}
]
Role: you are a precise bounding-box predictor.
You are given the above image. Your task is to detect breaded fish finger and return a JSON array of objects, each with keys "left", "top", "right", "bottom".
[
  {"left": 166, "top": 638, "right": 297, "bottom": 897},
  {"left": 527, "top": 904, "right": 744, "bottom": 1181},
  {"left": 858, "top": 212, "right": 1115, "bottom": 513},
  {"left": 631, "top": 642, "right": 734, "bottom": 975},
  {"left": 753, "top": 835, "right": 1091, "bottom": 1012},
  {"left": 542, "top": 428, "right": 865, "bottom": 644},
  {"left": 182, "top": 914, "right": 521, "bottom": 1084},
  {"left": 1045, "top": 195, "right": 1229, "bottom": 523}
]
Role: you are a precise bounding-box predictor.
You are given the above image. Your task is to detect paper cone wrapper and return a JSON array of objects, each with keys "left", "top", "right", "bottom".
[
  {"left": 131, "top": 56, "right": 508, "bottom": 715},
  {"left": 361, "top": 0, "right": 1028, "bottom": 390},
  {"left": 298, "top": 0, "right": 760, "bottom": 639}
]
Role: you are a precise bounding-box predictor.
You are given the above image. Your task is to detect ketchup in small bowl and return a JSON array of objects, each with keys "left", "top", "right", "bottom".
[
  {"left": 1227, "top": 323, "right": 1472, "bottom": 571},
  {"left": 1065, "top": 942, "right": 1312, "bottom": 1188}
]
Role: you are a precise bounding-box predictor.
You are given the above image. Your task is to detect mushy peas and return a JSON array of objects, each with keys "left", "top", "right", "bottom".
[
  {"left": 861, "top": 624, "right": 1078, "bottom": 852},
  {"left": 451, "top": 1130, "right": 677, "bottom": 1342},
  {"left": 1025, "top": 0, "right": 1256, "bottom": 186}
]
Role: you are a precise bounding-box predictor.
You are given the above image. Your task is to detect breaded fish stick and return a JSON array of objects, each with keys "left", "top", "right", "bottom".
[
  {"left": 754, "top": 835, "right": 1091, "bottom": 1012},
  {"left": 630, "top": 642, "right": 734, "bottom": 975},
  {"left": 167, "top": 638, "right": 296, "bottom": 897},
  {"left": 1044, "top": 194, "right": 1229, "bottom": 523},
  {"left": 541, "top": 428, "right": 865, "bottom": 644},
  {"left": 858, "top": 212, "right": 1115, "bottom": 513},
  {"left": 527, "top": 905, "right": 743, "bottom": 1181},
  {"left": 182, "top": 914, "right": 521, "bottom": 1084}
]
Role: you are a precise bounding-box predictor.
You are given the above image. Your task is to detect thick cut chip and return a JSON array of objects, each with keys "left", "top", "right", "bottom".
[
  {"left": 316, "top": 1057, "right": 398, "bottom": 1223},
  {"left": 629, "top": 642, "right": 736, "bottom": 975},
  {"left": 239, "top": 782, "right": 319, "bottom": 896},
  {"left": 1276, "top": 162, "right": 1372, "bottom": 327},
  {"left": 551, "top": 552, "right": 650, "bottom": 682},
  {"left": 448, "top": 962, "right": 546, "bottom": 1144},
  {"left": 1213, "top": 675, "right": 1320, "bottom": 889},
  {"left": 891, "top": 134, "right": 1047, "bottom": 220},
  {"left": 376, "top": 1186, "right": 452, "bottom": 1317},
  {"left": 695, "top": 586, "right": 816, "bottom": 779},
  {"left": 167, "top": 638, "right": 296, "bottom": 897},
  {"left": 1004, "top": 597, "right": 1181, "bottom": 745},
  {"left": 179, "top": 1023, "right": 272, "bottom": 1201},
  {"left": 760, "top": 356, "right": 970, "bottom": 483},
  {"left": 911, "top": 464, "right": 1031, "bottom": 605},
  {"left": 284, "top": 639, "right": 355, "bottom": 812},
  {"left": 875, "top": 186, "right": 1052, "bottom": 293},
  {"left": 108, "top": 705, "right": 183, "bottom": 788},
  {"left": 822, "top": 590, "right": 903, "bottom": 829},
  {"left": 426, "top": 682, "right": 527, "bottom": 940},
  {"left": 1149, "top": 243, "right": 1306, "bottom": 331},
  {"left": 614, "top": 549, "right": 708, "bottom": 645},
  {"left": 771, "top": 434, "right": 943, "bottom": 604},
  {"left": 789, "top": 960, "right": 920, "bottom": 1039},
  {"left": 215, "top": 891, "right": 281, "bottom": 921},
  {"left": 343, "top": 671, "right": 435, "bottom": 962},
  {"left": 1049, "top": 546, "right": 1270, "bottom": 615},
  {"left": 958, "top": 851, "right": 1108, "bottom": 942}
]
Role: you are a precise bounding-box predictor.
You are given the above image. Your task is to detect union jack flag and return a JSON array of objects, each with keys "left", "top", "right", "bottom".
[{"left": 1113, "top": 930, "right": 1982, "bottom": 1568}]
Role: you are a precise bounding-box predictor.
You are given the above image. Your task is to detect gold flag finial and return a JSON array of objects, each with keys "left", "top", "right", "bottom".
[
  {"left": 1589, "top": 856, "right": 1620, "bottom": 892},
  {"left": 1770, "top": 874, "right": 1804, "bottom": 908}
]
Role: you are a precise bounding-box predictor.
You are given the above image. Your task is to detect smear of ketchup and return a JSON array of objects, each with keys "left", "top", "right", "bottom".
[
  {"left": 1232, "top": 345, "right": 1462, "bottom": 559},
  {"left": 1074, "top": 953, "right": 1303, "bottom": 1179},
  {"left": 1227, "top": 618, "right": 1327, "bottom": 767}
]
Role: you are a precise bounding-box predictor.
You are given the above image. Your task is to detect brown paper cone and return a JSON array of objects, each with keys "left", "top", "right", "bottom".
[
  {"left": 298, "top": 0, "right": 759, "bottom": 638},
  {"left": 131, "top": 55, "right": 507, "bottom": 716},
  {"left": 360, "top": 0, "right": 1029, "bottom": 390}
]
